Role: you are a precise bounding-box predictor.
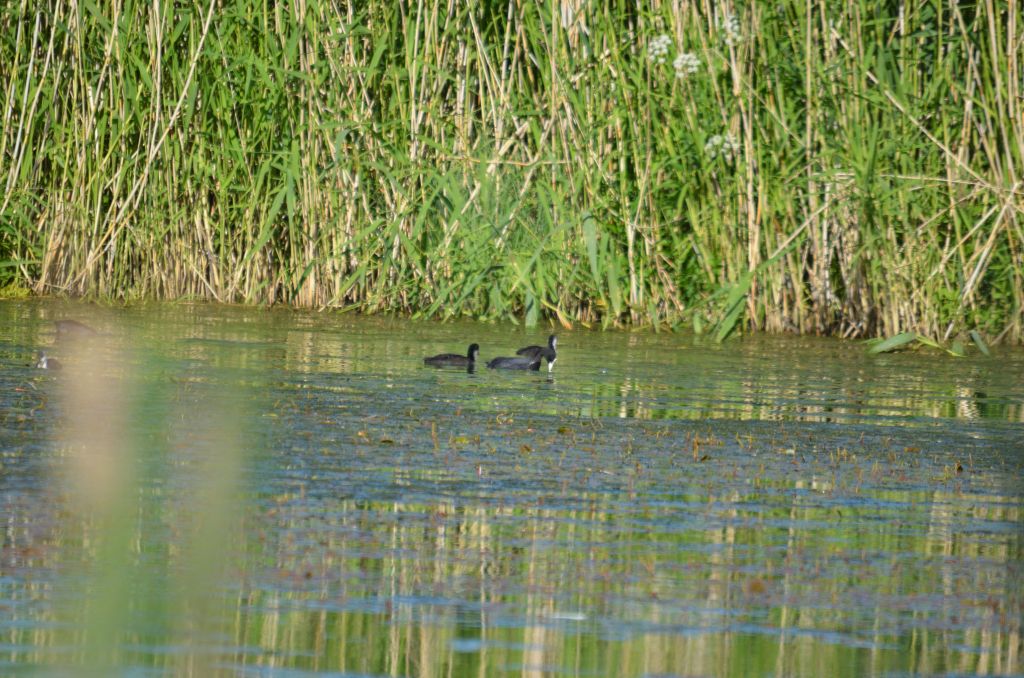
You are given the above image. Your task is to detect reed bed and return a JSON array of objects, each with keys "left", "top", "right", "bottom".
[{"left": 1, "top": 0, "right": 1021, "bottom": 342}]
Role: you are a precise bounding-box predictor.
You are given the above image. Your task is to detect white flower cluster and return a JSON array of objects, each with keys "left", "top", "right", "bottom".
[
  {"left": 673, "top": 52, "right": 701, "bottom": 78},
  {"left": 718, "top": 12, "right": 741, "bottom": 46},
  {"left": 704, "top": 133, "right": 741, "bottom": 161},
  {"left": 648, "top": 34, "right": 672, "bottom": 64}
]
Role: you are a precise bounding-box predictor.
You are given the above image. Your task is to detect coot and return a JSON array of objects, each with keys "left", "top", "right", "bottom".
[
  {"left": 516, "top": 334, "right": 557, "bottom": 372},
  {"left": 424, "top": 343, "right": 480, "bottom": 368},
  {"left": 486, "top": 354, "right": 543, "bottom": 371},
  {"left": 35, "top": 351, "right": 61, "bottom": 370}
]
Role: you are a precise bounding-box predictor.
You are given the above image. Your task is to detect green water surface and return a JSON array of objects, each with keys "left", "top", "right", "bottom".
[{"left": 0, "top": 301, "right": 1021, "bottom": 677}]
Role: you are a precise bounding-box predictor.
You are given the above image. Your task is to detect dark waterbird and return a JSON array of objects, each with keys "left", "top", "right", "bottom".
[
  {"left": 34, "top": 351, "right": 61, "bottom": 370},
  {"left": 424, "top": 343, "right": 480, "bottom": 368},
  {"left": 486, "top": 354, "right": 543, "bottom": 371},
  {"left": 516, "top": 334, "right": 557, "bottom": 372}
]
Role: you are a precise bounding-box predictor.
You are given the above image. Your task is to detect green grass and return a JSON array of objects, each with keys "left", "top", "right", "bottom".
[{"left": 0, "top": 0, "right": 1021, "bottom": 342}]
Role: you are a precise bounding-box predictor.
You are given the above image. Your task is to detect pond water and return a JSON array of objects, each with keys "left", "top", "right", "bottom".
[{"left": 0, "top": 300, "right": 1021, "bottom": 677}]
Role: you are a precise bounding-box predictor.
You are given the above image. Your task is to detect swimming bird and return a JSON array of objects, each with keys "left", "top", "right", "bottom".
[
  {"left": 34, "top": 351, "right": 61, "bottom": 370},
  {"left": 486, "top": 354, "right": 543, "bottom": 371},
  {"left": 424, "top": 343, "right": 480, "bottom": 368},
  {"left": 516, "top": 334, "right": 557, "bottom": 372},
  {"left": 55, "top": 319, "right": 97, "bottom": 336}
]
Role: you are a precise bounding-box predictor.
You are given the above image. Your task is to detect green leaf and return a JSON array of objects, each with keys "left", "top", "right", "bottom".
[
  {"left": 714, "top": 296, "right": 746, "bottom": 343},
  {"left": 525, "top": 292, "right": 538, "bottom": 327},
  {"left": 969, "top": 330, "right": 991, "bottom": 356},
  {"left": 582, "top": 212, "right": 600, "bottom": 286},
  {"left": 647, "top": 301, "right": 659, "bottom": 332},
  {"left": 240, "top": 184, "right": 286, "bottom": 268},
  {"left": 714, "top": 271, "right": 753, "bottom": 343},
  {"left": 868, "top": 332, "right": 918, "bottom": 354},
  {"left": 607, "top": 256, "right": 622, "bottom": 318}
]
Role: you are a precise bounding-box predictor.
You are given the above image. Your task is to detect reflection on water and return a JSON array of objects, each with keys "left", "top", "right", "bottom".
[{"left": 0, "top": 301, "right": 1022, "bottom": 676}]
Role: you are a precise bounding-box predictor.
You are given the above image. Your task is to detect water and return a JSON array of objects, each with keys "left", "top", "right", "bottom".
[{"left": 0, "top": 300, "right": 1021, "bottom": 677}]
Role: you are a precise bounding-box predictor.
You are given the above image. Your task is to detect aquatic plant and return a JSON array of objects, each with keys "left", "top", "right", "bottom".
[{"left": 0, "top": 0, "right": 1020, "bottom": 342}]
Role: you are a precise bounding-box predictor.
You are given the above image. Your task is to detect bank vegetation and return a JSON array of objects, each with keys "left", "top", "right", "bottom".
[{"left": 1, "top": 0, "right": 1021, "bottom": 342}]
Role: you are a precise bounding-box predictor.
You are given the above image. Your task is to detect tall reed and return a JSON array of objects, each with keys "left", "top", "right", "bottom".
[{"left": 1, "top": 0, "right": 1020, "bottom": 341}]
